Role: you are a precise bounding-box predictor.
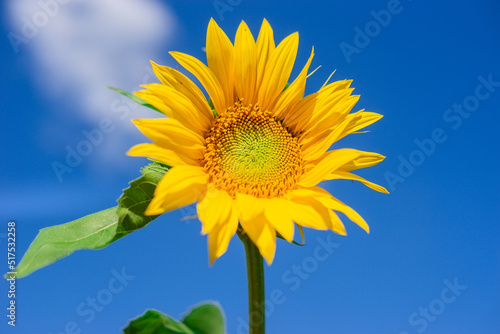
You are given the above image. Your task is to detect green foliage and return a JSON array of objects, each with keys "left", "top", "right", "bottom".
[
  {"left": 7, "top": 207, "right": 119, "bottom": 278},
  {"left": 182, "top": 304, "right": 225, "bottom": 334},
  {"left": 9, "top": 162, "right": 170, "bottom": 278},
  {"left": 124, "top": 304, "right": 224, "bottom": 334},
  {"left": 113, "top": 162, "right": 170, "bottom": 241},
  {"left": 106, "top": 86, "right": 162, "bottom": 114}
]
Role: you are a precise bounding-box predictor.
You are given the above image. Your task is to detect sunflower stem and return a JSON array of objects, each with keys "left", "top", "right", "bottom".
[{"left": 238, "top": 228, "right": 265, "bottom": 334}]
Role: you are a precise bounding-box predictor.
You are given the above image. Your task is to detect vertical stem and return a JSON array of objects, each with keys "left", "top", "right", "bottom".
[{"left": 238, "top": 228, "right": 265, "bottom": 334}]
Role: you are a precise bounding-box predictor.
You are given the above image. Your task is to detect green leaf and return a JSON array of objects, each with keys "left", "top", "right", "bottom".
[
  {"left": 8, "top": 207, "right": 119, "bottom": 278},
  {"left": 124, "top": 310, "right": 195, "bottom": 334},
  {"left": 124, "top": 304, "right": 225, "bottom": 334},
  {"left": 182, "top": 304, "right": 224, "bottom": 334},
  {"left": 9, "top": 162, "right": 170, "bottom": 278},
  {"left": 106, "top": 86, "right": 162, "bottom": 114},
  {"left": 113, "top": 162, "right": 170, "bottom": 241}
]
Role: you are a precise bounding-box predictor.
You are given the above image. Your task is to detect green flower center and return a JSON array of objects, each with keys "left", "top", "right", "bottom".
[{"left": 203, "top": 100, "right": 304, "bottom": 197}]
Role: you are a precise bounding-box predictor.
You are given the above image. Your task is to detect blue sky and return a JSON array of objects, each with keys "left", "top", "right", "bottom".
[{"left": 1, "top": 0, "right": 499, "bottom": 333}]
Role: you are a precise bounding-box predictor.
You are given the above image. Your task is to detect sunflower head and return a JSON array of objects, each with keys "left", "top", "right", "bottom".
[{"left": 129, "top": 18, "right": 388, "bottom": 264}]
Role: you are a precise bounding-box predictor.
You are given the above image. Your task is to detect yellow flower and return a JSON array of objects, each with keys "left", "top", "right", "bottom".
[{"left": 129, "top": 18, "right": 388, "bottom": 264}]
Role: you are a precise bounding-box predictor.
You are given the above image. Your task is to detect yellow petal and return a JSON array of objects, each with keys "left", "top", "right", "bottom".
[
  {"left": 145, "top": 166, "right": 208, "bottom": 216},
  {"left": 132, "top": 118, "right": 205, "bottom": 150},
  {"left": 297, "top": 187, "right": 370, "bottom": 233},
  {"left": 287, "top": 188, "right": 347, "bottom": 235},
  {"left": 235, "top": 193, "right": 264, "bottom": 221},
  {"left": 127, "top": 143, "right": 200, "bottom": 167},
  {"left": 282, "top": 91, "right": 318, "bottom": 128},
  {"left": 257, "top": 32, "right": 299, "bottom": 112},
  {"left": 274, "top": 47, "right": 314, "bottom": 119},
  {"left": 132, "top": 89, "right": 170, "bottom": 115},
  {"left": 204, "top": 195, "right": 239, "bottom": 264},
  {"left": 255, "top": 19, "right": 275, "bottom": 91},
  {"left": 324, "top": 197, "right": 369, "bottom": 233},
  {"left": 150, "top": 62, "right": 214, "bottom": 122},
  {"left": 328, "top": 210, "right": 347, "bottom": 236},
  {"left": 206, "top": 18, "right": 235, "bottom": 107},
  {"left": 135, "top": 85, "right": 211, "bottom": 133},
  {"left": 280, "top": 195, "right": 331, "bottom": 230},
  {"left": 339, "top": 151, "right": 386, "bottom": 172},
  {"left": 197, "top": 185, "right": 235, "bottom": 234},
  {"left": 170, "top": 51, "right": 226, "bottom": 114},
  {"left": 234, "top": 20, "right": 257, "bottom": 102},
  {"left": 335, "top": 111, "right": 383, "bottom": 142},
  {"left": 300, "top": 94, "right": 358, "bottom": 139},
  {"left": 129, "top": 134, "right": 203, "bottom": 161},
  {"left": 236, "top": 194, "right": 276, "bottom": 264},
  {"left": 284, "top": 80, "right": 351, "bottom": 131},
  {"left": 326, "top": 171, "right": 389, "bottom": 194},
  {"left": 292, "top": 80, "right": 352, "bottom": 131},
  {"left": 300, "top": 116, "right": 354, "bottom": 161},
  {"left": 241, "top": 214, "right": 276, "bottom": 265},
  {"left": 299, "top": 148, "right": 365, "bottom": 187},
  {"left": 208, "top": 213, "right": 239, "bottom": 264},
  {"left": 263, "top": 198, "right": 295, "bottom": 242}
]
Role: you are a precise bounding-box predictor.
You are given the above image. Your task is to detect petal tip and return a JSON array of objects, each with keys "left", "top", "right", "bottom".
[{"left": 144, "top": 205, "right": 163, "bottom": 217}]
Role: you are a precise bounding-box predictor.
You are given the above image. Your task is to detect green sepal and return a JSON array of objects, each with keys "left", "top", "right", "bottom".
[
  {"left": 276, "top": 231, "right": 306, "bottom": 246},
  {"left": 106, "top": 86, "right": 162, "bottom": 114},
  {"left": 124, "top": 303, "right": 224, "bottom": 334},
  {"left": 297, "top": 225, "right": 306, "bottom": 245},
  {"left": 207, "top": 98, "right": 218, "bottom": 117}
]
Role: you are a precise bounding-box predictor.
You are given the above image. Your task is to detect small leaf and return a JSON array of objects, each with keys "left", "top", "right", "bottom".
[
  {"left": 124, "top": 310, "right": 195, "bottom": 334},
  {"left": 106, "top": 86, "right": 162, "bottom": 114},
  {"left": 113, "top": 162, "right": 170, "bottom": 241},
  {"left": 182, "top": 304, "right": 224, "bottom": 334},
  {"left": 124, "top": 304, "right": 225, "bottom": 334},
  {"left": 8, "top": 207, "right": 119, "bottom": 278}
]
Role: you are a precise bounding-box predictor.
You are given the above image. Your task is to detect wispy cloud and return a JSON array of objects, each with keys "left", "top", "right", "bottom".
[{"left": 7, "top": 0, "right": 178, "bottom": 168}]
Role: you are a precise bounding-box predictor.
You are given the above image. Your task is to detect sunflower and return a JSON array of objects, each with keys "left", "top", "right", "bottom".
[{"left": 129, "top": 18, "right": 388, "bottom": 264}]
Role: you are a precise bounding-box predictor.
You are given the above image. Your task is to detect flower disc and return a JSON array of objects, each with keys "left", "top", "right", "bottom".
[{"left": 204, "top": 100, "right": 303, "bottom": 198}]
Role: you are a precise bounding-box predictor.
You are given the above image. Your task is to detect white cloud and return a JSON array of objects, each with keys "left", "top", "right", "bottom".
[{"left": 6, "top": 0, "right": 178, "bottom": 169}]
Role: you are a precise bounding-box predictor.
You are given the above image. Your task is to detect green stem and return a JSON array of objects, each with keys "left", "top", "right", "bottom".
[{"left": 238, "top": 228, "right": 265, "bottom": 334}]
